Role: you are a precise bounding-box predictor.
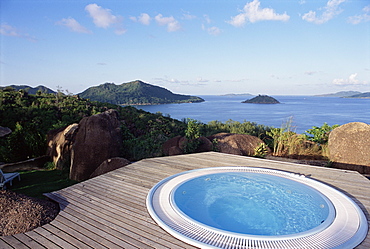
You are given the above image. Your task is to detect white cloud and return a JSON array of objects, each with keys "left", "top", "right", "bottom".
[
  {"left": 56, "top": 17, "right": 92, "bottom": 34},
  {"left": 155, "top": 14, "right": 181, "bottom": 32},
  {"left": 0, "top": 23, "right": 37, "bottom": 42},
  {"left": 348, "top": 5, "right": 370, "bottom": 24},
  {"left": 85, "top": 3, "right": 126, "bottom": 34},
  {"left": 114, "top": 27, "right": 127, "bottom": 35},
  {"left": 204, "top": 14, "right": 211, "bottom": 24},
  {"left": 0, "top": 23, "right": 20, "bottom": 37},
  {"left": 130, "top": 13, "right": 151, "bottom": 25},
  {"left": 85, "top": 4, "right": 120, "bottom": 28},
  {"left": 302, "top": 0, "right": 346, "bottom": 24},
  {"left": 207, "top": 26, "right": 222, "bottom": 36},
  {"left": 182, "top": 11, "right": 196, "bottom": 20},
  {"left": 227, "top": 0, "right": 290, "bottom": 27},
  {"left": 333, "top": 73, "right": 368, "bottom": 86},
  {"left": 153, "top": 77, "right": 190, "bottom": 85}
]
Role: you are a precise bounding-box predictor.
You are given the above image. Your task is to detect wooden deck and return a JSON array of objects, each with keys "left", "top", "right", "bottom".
[{"left": 1, "top": 152, "right": 369, "bottom": 248}]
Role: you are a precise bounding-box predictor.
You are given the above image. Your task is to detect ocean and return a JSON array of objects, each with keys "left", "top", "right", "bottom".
[{"left": 134, "top": 95, "right": 370, "bottom": 134}]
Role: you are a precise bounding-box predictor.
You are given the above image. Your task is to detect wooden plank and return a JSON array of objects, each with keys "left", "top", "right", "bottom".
[
  {"left": 57, "top": 191, "right": 175, "bottom": 249},
  {"left": 0, "top": 239, "right": 14, "bottom": 249},
  {"left": 61, "top": 208, "right": 151, "bottom": 249},
  {"left": 24, "top": 230, "right": 62, "bottom": 249},
  {"left": 0, "top": 236, "right": 29, "bottom": 249},
  {"left": 58, "top": 204, "right": 144, "bottom": 248},
  {"left": 12, "top": 233, "right": 45, "bottom": 249},
  {"left": 54, "top": 186, "right": 192, "bottom": 248},
  {"left": 57, "top": 212, "right": 132, "bottom": 249},
  {"left": 53, "top": 215, "right": 111, "bottom": 249},
  {"left": 41, "top": 223, "right": 93, "bottom": 249},
  {"left": 32, "top": 227, "right": 78, "bottom": 249},
  {"left": 49, "top": 219, "right": 106, "bottom": 249},
  {"left": 59, "top": 183, "right": 149, "bottom": 215},
  {"left": 57, "top": 187, "right": 150, "bottom": 222}
]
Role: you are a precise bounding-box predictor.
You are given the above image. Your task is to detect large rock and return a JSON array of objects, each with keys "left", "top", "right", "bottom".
[
  {"left": 46, "top": 124, "right": 79, "bottom": 170},
  {"left": 90, "top": 157, "right": 130, "bottom": 178},
  {"left": 208, "top": 133, "right": 267, "bottom": 156},
  {"left": 162, "top": 136, "right": 182, "bottom": 156},
  {"left": 328, "top": 122, "right": 370, "bottom": 173},
  {"left": 196, "top": 136, "right": 214, "bottom": 153},
  {"left": 70, "top": 109, "right": 123, "bottom": 181},
  {"left": 0, "top": 127, "right": 12, "bottom": 137},
  {"left": 162, "top": 136, "right": 213, "bottom": 156}
]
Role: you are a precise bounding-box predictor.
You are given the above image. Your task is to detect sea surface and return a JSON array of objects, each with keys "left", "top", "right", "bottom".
[{"left": 134, "top": 95, "right": 370, "bottom": 134}]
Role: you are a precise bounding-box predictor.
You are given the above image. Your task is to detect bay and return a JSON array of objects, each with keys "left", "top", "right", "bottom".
[{"left": 134, "top": 95, "right": 370, "bottom": 134}]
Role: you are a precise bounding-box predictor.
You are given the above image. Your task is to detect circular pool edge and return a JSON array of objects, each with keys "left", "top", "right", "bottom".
[{"left": 146, "top": 167, "right": 368, "bottom": 249}]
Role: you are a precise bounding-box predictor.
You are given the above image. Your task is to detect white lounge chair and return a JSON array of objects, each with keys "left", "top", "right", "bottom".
[{"left": 0, "top": 169, "right": 21, "bottom": 189}]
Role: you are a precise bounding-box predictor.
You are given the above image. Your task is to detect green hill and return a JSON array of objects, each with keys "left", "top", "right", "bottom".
[
  {"left": 0, "top": 85, "right": 56, "bottom": 94},
  {"left": 79, "top": 80, "right": 204, "bottom": 105},
  {"left": 242, "top": 95, "right": 280, "bottom": 104}
]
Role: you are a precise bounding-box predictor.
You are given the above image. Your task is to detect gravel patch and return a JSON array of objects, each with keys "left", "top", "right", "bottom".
[{"left": 0, "top": 190, "right": 59, "bottom": 236}]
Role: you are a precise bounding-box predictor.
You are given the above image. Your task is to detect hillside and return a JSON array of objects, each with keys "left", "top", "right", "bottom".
[
  {"left": 0, "top": 85, "right": 56, "bottom": 94},
  {"left": 315, "top": 91, "right": 362, "bottom": 97},
  {"left": 344, "top": 92, "right": 370, "bottom": 98},
  {"left": 242, "top": 95, "right": 280, "bottom": 104},
  {"left": 79, "top": 80, "right": 204, "bottom": 105}
]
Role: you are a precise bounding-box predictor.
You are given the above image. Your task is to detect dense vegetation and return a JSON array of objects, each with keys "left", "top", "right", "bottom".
[
  {"left": 79, "top": 80, "right": 205, "bottom": 105},
  {"left": 0, "top": 88, "right": 186, "bottom": 163},
  {"left": 242, "top": 95, "right": 280, "bottom": 104},
  {"left": 1, "top": 87, "right": 339, "bottom": 166},
  {"left": 0, "top": 85, "right": 56, "bottom": 94}
]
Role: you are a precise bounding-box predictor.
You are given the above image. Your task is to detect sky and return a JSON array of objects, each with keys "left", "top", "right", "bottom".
[{"left": 1, "top": 0, "right": 369, "bottom": 95}]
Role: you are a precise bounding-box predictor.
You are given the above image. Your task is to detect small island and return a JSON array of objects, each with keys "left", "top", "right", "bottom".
[{"left": 242, "top": 95, "right": 280, "bottom": 104}]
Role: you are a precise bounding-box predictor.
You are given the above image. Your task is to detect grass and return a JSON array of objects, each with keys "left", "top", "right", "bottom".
[{"left": 9, "top": 169, "right": 78, "bottom": 199}]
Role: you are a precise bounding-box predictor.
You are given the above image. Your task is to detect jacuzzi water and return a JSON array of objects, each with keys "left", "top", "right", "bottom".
[{"left": 172, "top": 172, "right": 332, "bottom": 236}]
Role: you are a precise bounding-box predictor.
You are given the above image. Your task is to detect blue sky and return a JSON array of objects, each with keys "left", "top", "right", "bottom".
[{"left": 1, "top": 0, "right": 369, "bottom": 95}]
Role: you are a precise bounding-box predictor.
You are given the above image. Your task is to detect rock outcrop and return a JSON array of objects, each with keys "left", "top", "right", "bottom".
[
  {"left": 162, "top": 136, "right": 183, "bottom": 156},
  {"left": 162, "top": 136, "right": 213, "bottom": 156},
  {"left": 0, "top": 127, "right": 12, "bottom": 137},
  {"left": 70, "top": 110, "right": 123, "bottom": 181},
  {"left": 328, "top": 122, "right": 370, "bottom": 173},
  {"left": 47, "top": 124, "right": 79, "bottom": 170},
  {"left": 162, "top": 133, "right": 266, "bottom": 157},
  {"left": 90, "top": 157, "right": 130, "bottom": 178},
  {"left": 208, "top": 133, "right": 266, "bottom": 156}
]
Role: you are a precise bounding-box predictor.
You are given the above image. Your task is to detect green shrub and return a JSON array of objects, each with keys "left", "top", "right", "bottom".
[
  {"left": 254, "top": 143, "right": 268, "bottom": 158},
  {"left": 304, "top": 123, "right": 339, "bottom": 145}
]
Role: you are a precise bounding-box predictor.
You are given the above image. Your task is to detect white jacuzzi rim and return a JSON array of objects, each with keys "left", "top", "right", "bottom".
[{"left": 146, "top": 166, "right": 368, "bottom": 249}]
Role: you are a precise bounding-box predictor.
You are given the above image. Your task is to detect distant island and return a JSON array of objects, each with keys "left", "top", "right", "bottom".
[
  {"left": 0, "top": 85, "right": 56, "bottom": 94},
  {"left": 242, "top": 95, "right": 280, "bottom": 104},
  {"left": 79, "top": 80, "right": 205, "bottom": 105},
  {"left": 343, "top": 92, "right": 370, "bottom": 98},
  {"left": 315, "top": 91, "right": 362, "bottom": 97}
]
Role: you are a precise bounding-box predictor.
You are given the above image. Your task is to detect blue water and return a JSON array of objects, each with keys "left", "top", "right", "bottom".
[
  {"left": 135, "top": 95, "right": 370, "bottom": 134},
  {"left": 173, "top": 172, "right": 330, "bottom": 236}
]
